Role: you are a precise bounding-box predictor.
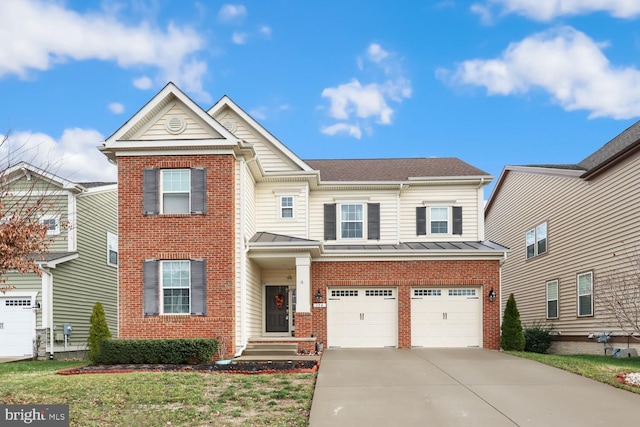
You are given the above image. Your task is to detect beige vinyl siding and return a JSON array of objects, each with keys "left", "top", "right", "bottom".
[
  {"left": 400, "top": 184, "right": 479, "bottom": 242},
  {"left": 216, "top": 111, "right": 300, "bottom": 173},
  {"left": 308, "top": 190, "right": 398, "bottom": 243},
  {"left": 245, "top": 259, "right": 262, "bottom": 339},
  {"left": 50, "top": 188, "right": 118, "bottom": 347},
  {"left": 138, "top": 103, "right": 222, "bottom": 140},
  {"left": 486, "top": 153, "right": 640, "bottom": 337},
  {"left": 255, "top": 183, "right": 308, "bottom": 239}
]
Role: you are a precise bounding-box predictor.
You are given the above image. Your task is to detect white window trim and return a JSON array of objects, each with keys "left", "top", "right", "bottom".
[
  {"left": 160, "top": 260, "right": 191, "bottom": 315},
  {"left": 428, "top": 206, "right": 451, "bottom": 235},
  {"left": 107, "top": 232, "right": 118, "bottom": 267},
  {"left": 577, "top": 271, "right": 593, "bottom": 317},
  {"left": 546, "top": 279, "right": 559, "bottom": 319},
  {"left": 279, "top": 195, "right": 295, "bottom": 220},
  {"left": 338, "top": 202, "right": 366, "bottom": 240},
  {"left": 160, "top": 169, "right": 191, "bottom": 214},
  {"left": 526, "top": 221, "right": 548, "bottom": 259},
  {"left": 40, "top": 214, "right": 61, "bottom": 236}
]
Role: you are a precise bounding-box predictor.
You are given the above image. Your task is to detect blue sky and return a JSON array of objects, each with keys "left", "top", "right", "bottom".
[{"left": 2, "top": 1, "right": 640, "bottom": 198}]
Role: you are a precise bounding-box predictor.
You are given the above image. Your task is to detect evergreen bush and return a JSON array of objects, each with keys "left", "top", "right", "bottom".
[
  {"left": 524, "top": 321, "right": 554, "bottom": 354},
  {"left": 87, "top": 302, "right": 112, "bottom": 364},
  {"left": 500, "top": 293, "right": 525, "bottom": 351},
  {"left": 97, "top": 338, "right": 217, "bottom": 365}
]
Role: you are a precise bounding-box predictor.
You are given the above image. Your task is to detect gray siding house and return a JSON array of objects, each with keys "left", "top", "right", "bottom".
[
  {"left": 0, "top": 162, "right": 117, "bottom": 359},
  {"left": 485, "top": 121, "right": 640, "bottom": 354}
]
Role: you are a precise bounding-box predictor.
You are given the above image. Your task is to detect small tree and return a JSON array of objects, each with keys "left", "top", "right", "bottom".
[
  {"left": 501, "top": 293, "right": 525, "bottom": 351},
  {"left": 88, "top": 302, "right": 112, "bottom": 363},
  {"left": 596, "top": 245, "right": 640, "bottom": 340}
]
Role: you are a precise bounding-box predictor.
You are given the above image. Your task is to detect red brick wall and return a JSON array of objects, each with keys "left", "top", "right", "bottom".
[
  {"left": 311, "top": 260, "right": 501, "bottom": 350},
  {"left": 118, "top": 154, "right": 236, "bottom": 357}
]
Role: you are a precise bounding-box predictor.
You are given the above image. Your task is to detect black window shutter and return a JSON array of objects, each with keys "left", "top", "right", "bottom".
[
  {"left": 416, "top": 207, "right": 426, "bottom": 236},
  {"left": 453, "top": 206, "right": 463, "bottom": 235},
  {"left": 190, "top": 259, "right": 206, "bottom": 315},
  {"left": 143, "top": 260, "right": 159, "bottom": 316},
  {"left": 367, "top": 203, "right": 380, "bottom": 240},
  {"left": 190, "top": 168, "right": 206, "bottom": 214},
  {"left": 324, "top": 203, "right": 337, "bottom": 240},
  {"left": 143, "top": 168, "right": 159, "bottom": 215}
]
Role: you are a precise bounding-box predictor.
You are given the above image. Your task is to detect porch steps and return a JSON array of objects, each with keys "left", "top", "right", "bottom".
[{"left": 241, "top": 343, "right": 298, "bottom": 357}]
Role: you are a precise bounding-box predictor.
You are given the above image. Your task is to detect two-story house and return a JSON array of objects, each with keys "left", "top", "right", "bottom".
[
  {"left": 485, "top": 121, "right": 640, "bottom": 354},
  {"left": 0, "top": 162, "right": 117, "bottom": 359},
  {"left": 100, "top": 83, "right": 507, "bottom": 357}
]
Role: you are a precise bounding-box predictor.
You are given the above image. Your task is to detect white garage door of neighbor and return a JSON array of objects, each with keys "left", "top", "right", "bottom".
[
  {"left": 327, "top": 288, "right": 397, "bottom": 348},
  {"left": 411, "top": 287, "right": 481, "bottom": 348},
  {"left": 0, "top": 297, "right": 35, "bottom": 357}
]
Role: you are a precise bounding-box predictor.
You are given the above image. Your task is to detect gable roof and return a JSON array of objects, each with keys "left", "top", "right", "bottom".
[
  {"left": 304, "top": 158, "right": 490, "bottom": 182},
  {"left": 578, "top": 120, "right": 640, "bottom": 178},
  {"left": 1, "top": 161, "right": 86, "bottom": 192}
]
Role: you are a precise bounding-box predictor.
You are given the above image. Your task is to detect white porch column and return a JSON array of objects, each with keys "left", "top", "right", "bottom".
[{"left": 295, "top": 256, "right": 311, "bottom": 312}]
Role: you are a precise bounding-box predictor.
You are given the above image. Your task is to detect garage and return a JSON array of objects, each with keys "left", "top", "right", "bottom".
[
  {"left": 327, "top": 288, "right": 397, "bottom": 348},
  {"left": 0, "top": 297, "right": 35, "bottom": 357},
  {"left": 411, "top": 287, "right": 481, "bottom": 348}
]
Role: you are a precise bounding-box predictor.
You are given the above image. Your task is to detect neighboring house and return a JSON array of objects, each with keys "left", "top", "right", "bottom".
[
  {"left": 99, "top": 82, "right": 507, "bottom": 357},
  {"left": 0, "top": 162, "right": 117, "bottom": 358},
  {"left": 485, "top": 121, "right": 640, "bottom": 354}
]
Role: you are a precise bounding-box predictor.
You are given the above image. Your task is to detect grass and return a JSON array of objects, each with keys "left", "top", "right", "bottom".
[
  {"left": 507, "top": 351, "right": 640, "bottom": 394},
  {"left": 0, "top": 361, "right": 316, "bottom": 426}
]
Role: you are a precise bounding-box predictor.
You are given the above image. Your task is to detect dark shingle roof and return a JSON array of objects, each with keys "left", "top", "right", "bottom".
[
  {"left": 523, "top": 164, "right": 586, "bottom": 171},
  {"left": 79, "top": 182, "right": 117, "bottom": 188},
  {"left": 579, "top": 120, "right": 640, "bottom": 174},
  {"left": 303, "top": 158, "right": 489, "bottom": 182}
]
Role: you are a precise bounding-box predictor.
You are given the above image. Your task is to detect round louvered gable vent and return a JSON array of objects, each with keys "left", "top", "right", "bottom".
[
  {"left": 164, "top": 116, "right": 187, "bottom": 134},
  {"left": 221, "top": 118, "right": 237, "bottom": 133}
]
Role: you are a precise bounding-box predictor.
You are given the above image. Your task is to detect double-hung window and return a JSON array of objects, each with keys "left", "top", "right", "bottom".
[
  {"left": 429, "top": 207, "right": 449, "bottom": 234},
  {"left": 280, "top": 196, "right": 294, "bottom": 219},
  {"left": 577, "top": 272, "right": 593, "bottom": 317},
  {"left": 107, "top": 232, "right": 118, "bottom": 267},
  {"left": 526, "top": 222, "right": 547, "bottom": 259},
  {"left": 546, "top": 280, "right": 558, "bottom": 319},
  {"left": 161, "top": 260, "right": 191, "bottom": 314},
  {"left": 340, "top": 204, "right": 363, "bottom": 239},
  {"left": 161, "top": 169, "right": 191, "bottom": 214},
  {"left": 143, "top": 168, "right": 206, "bottom": 215},
  {"left": 416, "top": 206, "right": 462, "bottom": 236}
]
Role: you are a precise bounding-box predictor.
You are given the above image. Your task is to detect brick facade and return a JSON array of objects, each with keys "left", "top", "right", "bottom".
[
  {"left": 310, "top": 260, "right": 501, "bottom": 350},
  {"left": 118, "top": 154, "right": 236, "bottom": 357}
]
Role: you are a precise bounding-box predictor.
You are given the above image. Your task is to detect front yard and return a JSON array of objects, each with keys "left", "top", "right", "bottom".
[
  {"left": 508, "top": 351, "right": 640, "bottom": 393},
  {"left": 0, "top": 361, "right": 316, "bottom": 426}
]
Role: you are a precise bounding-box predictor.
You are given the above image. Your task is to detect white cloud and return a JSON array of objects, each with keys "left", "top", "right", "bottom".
[
  {"left": 108, "top": 103, "right": 124, "bottom": 114},
  {"left": 472, "top": 0, "right": 640, "bottom": 22},
  {"left": 232, "top": 32, "right": 248, "bottom": 45},
  {"left": 443, "top": 27, "right": 640, "bottom": 119},
  {"left": 218, "top": 4, "right": 247, "bottom": 22},
  {"left": 259, "top": 25, "right": 272, "bottom": 38},
  {"left": 0, "top": 0, "right": 210, "bottom": 102},
  {"left": 321, "top": 44, "right": 412, "bottom": 138},
  {"left": 321, "top": 123, "right": 362, "bottom": 139},
  {"left": 0, "top": 129, "right": 116, "bottom": 182},
  {"left": 133, "top": 76, "right": 153, "bottom": 90}
]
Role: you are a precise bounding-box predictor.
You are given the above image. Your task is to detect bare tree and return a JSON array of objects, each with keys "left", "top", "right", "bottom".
[
  {"left": 596, "top": 244, "right": 640, "bottom": 340},
  {"left": 0, "top": 133, "right": 64, "bottom": 283}
]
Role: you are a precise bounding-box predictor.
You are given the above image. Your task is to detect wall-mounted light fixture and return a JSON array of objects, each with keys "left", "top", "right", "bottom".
[
  {"left": 314, "top": 290, "right": 323, "bottom": 303},
  {"left": 488, "top": 288, "right": 496, "bottom": 302}
]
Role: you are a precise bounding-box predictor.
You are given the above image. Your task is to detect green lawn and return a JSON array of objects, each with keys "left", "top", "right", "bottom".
[
  {"left": 0, "top": 361, "right": 316, "bottom": 426},
  {"left": 508, "top": 351, "right": 640, "bottom": 393}
]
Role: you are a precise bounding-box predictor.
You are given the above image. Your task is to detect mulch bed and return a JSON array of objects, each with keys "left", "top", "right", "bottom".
[{"left": 58, "top": 360, "right": 319, "bottom": 375}]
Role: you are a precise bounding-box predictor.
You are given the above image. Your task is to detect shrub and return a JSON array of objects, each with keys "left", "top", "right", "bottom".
[
  {"left": 501, "top": 293, "right": 525, "bottom": 351},
  {"left": 524, "top": 321, "right": 554, "bottom": 354},
  {"left": 87, "top": 302, "right": 112, "bottom": 364},
  {"left": 96, "top": 338, "right": 217, "bottom": 365}
]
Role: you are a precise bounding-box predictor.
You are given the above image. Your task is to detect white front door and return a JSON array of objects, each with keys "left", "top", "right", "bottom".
[
  {"left": 0, "top": 297, "right": 35, "bottom": 357},
  {"left": 327, "top": 288, "right": 397, "bottom": 348},
  {"left": 411, "top": 287, "right": 481, "bottom": 348}
]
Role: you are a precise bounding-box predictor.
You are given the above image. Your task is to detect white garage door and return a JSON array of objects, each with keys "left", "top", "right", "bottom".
[
  {"left": 0, "top": 297, "right": 35, "bottom": 357},
  {"left": 327, "top": 288, "right": 397, "bottom": 348},
  {"left": 411, "top": 287, "right": 481, "bottom": 348}
]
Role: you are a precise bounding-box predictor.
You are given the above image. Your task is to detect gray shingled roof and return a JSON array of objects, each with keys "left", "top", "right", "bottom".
[
  {"left": 79, "top": 182, "right": 117, "bottom": 188},
  {"left": 303, "top": 158, "right": 489, "bottom": 182},
  {"left": 578, "top": 120, "right": 640, "bottom": 174}
]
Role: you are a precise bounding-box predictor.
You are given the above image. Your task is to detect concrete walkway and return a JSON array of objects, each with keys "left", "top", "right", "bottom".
[{"left": 309, "top": 348, "right": 640, "bottom": 426}]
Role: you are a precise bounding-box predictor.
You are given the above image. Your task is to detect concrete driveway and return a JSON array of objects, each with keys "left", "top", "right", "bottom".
[{"left": 309, "top": 348, "right": 640, "bottom": 426}]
